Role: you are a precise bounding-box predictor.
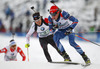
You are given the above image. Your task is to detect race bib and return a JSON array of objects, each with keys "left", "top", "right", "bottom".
[
  {"left": 57, "top": 21, "right": 70, "bottom": 29},
  {"left": 40, "top": 29, "right": 50, "bottom": 36}
]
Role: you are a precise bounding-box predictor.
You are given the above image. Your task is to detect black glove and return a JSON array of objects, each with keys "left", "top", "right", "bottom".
[
  {"left": 52, "top": 25, "right": 58, "bottom": 30},
  {"left": 65, "top": 27, "right": 73, "bottom": 35}
]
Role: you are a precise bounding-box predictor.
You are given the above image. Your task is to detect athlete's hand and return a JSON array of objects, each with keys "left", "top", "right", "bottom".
[
  {"left": 25, "top": 44, "right": 30, "bottom": 48},
  {"left": 52, "top": 25, "right": 58, "bottom": 30},
  {"left": 65, "top": 27, "right": 73, "bottom": 35},
  {"left": 52, "top": 22, "right": 61, "bottom": 30}
]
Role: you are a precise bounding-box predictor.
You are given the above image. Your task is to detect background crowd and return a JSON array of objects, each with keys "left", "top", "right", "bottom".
[{"left": 0, "top": 0, "right": 100, "bottom": 42}]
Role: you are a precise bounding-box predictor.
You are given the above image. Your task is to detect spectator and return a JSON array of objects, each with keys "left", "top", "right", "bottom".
[
  {"left": 4, "top": 4, "right": 15, "bottom": 32},
  {"left": 96, "top": 25, "right": 100, "bottom": 42},
  {"left": 89, "top": 25, "right": 95, "bottom": 32},
  {"left": 15, "top": 22, "right": 23, "bottom": 33},
  {"left": 9, "top": 9, "right": 15, "bottom": 32},
  {"left": 42, "top": 0, "right": 47, "bottom": 12},
  {"left": 26, "top": 19, "right": 31, "bottom": 33},
  {"left": 97, "top": 26, "right": 100, "bottom": 32},
  {"left": 25, "top": 10, "right": 31, "bottom": 33},
  {"left": 36, "top": 0, "right": 40, "bottom": 12},
  {"left": 94, "top": 6, "right": 98, "bottom": 21},
  {"left": 85, "top": 0, "right": 89, "bottom": 5},
  {"left": 4, "top": 4, "right": 11, "bottom": 20},
  {"left": 0, "top": 19, "right": 6, "bottom": 33},
  {"left": 25, "top": 10, "right": 31, "bottom": 17}
]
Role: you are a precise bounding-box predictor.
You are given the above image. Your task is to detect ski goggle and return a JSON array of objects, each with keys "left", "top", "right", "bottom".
[
  {"left": 34, "top": 17, "right": 41, "bottom": 22},
  {"left": 11, "top": 45, "right": 16, "bottom": 47},
  {"left": 50, "top": 10, "right": 59, "bottom": 16}
]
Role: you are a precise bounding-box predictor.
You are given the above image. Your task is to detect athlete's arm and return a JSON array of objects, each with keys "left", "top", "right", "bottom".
[
  {"left": 17, "top": 47, "right": 26, "bottom": 61},
  {"left": 62, "top": 10, "right": 78, "bottom": 29},
  {"left": 26, "top": 22, "right": 35, "bottom": 44},
  {"left": 0, "top": 48, "right": 7, "bottom": 53},
  {"left": 48, "top": 16, "right": 56, "bottom": 33}
]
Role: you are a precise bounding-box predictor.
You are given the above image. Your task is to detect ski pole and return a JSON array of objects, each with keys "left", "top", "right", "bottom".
[
  {"left": 47, "top": 0, "right": 61, "bottom": 12},
  {"left": 74, "top": 31, "right": 100, "bottom": 34},
  {"left": 75, "top": 34, "right": 100, "bottom": 46},
  {"left": 50, "top": 0, "right": 60, "bottom": 10},
  {"left": 50, "top": 0, "right": 60, "bottom": 7},
  {"left": 50, "top": 0, "right": 57, "bottom": 6},
  {"left": 27, "top": 48, "right": 29, "bottom": 61}
]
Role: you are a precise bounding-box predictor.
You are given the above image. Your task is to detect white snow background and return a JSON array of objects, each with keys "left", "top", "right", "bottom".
[{"left": 0, "top": 35, "right": 100, "bottom": 69}]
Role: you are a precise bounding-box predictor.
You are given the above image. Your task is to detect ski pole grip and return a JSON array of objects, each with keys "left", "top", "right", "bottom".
[
  {"left": 50, "top": 0, "right": 55, "bottom": 3},
  {"left": 31, "top": 6, "right": 34, "bottom": 10}
]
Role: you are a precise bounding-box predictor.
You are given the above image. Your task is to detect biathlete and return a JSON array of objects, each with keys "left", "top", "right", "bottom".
[
  {"left": 25, "top": 12, "right": 71, "bottom": 62},
  {"left": 0, "top": 39, "right": 26, "bottom": 61},
  {"left": 48, "top": 5, "right": 91, "bottom": 64}
]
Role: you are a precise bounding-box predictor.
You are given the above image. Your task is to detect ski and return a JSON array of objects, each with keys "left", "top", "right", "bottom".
[
  {"left": 50, "top": 61, "right": 80, "bottom": 65},
  {"left": 50, "top": 61, "right": 91, "bottom": 67}
]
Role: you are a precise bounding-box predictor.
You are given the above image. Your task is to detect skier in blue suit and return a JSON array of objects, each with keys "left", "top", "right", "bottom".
[{"left": 48, "top": 5, "right": 91, "bottom": 64}]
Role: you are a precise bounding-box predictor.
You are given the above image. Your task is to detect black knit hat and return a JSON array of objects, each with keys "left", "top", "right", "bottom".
[{"left": 32, "top": 12, "right": 40, "bottom": 20}]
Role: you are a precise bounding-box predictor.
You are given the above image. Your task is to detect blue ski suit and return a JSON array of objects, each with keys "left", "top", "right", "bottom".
[{"left": 48, "top": 10, "right": 83, "bottom": 54}]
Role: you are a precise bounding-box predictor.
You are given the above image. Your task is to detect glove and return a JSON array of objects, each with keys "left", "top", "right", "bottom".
[
  {"left": 64, "top": 27, "right": 73, "bottom": 35},
  {"left": 52, "top": 25, "right": 58, "bottom": 30},
  {"left": 50, "top": 29, "right": 56, "bottom": 34},
  {"left": 25, "top": 44, "right": 30, "bottom": 48}
]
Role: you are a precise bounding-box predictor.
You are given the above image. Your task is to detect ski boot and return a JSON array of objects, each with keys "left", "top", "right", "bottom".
[
  {"left": 81, "top": 52, "right": 91, "bottom": 65},
  {"left": 62, "top": 53, "right": 71, "bottom": 61}
]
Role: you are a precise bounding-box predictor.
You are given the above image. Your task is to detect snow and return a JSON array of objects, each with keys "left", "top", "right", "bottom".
[{"left": 0, "top": 35, "right": 100, "bottom": 69}]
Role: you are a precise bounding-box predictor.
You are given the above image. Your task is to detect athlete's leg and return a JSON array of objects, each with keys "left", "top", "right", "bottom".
[
  {"left": 68, "top": 33, "right": 84, "bottom": 54},
  {"left": 68, "top": 33, "right": 91, "bottom": 64},
  {"left": 48, "top": 35, "right": 69, "bottom": 56},
  {"left": 53, "top": 31, "right": 66, "bottom": 52},
  {"left": 39, "top": 38, "right": 52, "bottom": 62},
  {"left": 53, "top": 31, "right": 71, "bottom": 61}
]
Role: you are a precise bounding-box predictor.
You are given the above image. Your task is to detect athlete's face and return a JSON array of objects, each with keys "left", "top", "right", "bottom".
[
  {"left": 51, "top": 11, "right": 60, "bottom": 20},
  {"left": 35, "top": 17, "right": 42, "bottom": 26},
  {"left": 10, "top": 45, "right": 16, "bottom": 50}
]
